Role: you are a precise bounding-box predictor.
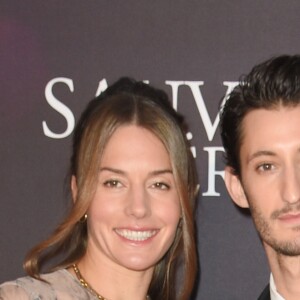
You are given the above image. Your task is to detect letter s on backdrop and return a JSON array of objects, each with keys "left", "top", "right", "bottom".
[{"left": 42, "top": 77, "right": 75, "bottom": 139}]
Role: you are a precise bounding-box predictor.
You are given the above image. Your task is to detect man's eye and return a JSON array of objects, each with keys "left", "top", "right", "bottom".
[
  {"left": 103, "top": 180, "right": 121, "bottom": 188},
  {"left": 257, "top": 163, "right": 274, "bottom": 172},
  {"left": 152, "top": 182, "right": 170, "bottom": 190}
]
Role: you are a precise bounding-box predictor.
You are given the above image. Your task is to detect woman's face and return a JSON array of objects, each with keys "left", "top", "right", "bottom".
[{"left": 86, "top": 125, "right": 181, "bottom": 272}]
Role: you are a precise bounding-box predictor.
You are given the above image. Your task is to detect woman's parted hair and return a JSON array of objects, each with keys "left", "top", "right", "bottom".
[{"left": 24, "top": 77, "right": 199, "bottom": 300}]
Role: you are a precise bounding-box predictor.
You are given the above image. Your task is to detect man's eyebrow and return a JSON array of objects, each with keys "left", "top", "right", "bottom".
[{"left": 247, "top": 150, "right": 276, "bottom": 163}]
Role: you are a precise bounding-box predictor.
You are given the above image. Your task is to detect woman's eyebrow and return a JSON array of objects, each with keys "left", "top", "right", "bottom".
[
  {"left": 149, "top": 169, "right": 173, "bottom": 176},
  {"left": 99, "top": 167, "right": 125, "bottom": 175},
  {"left": 99, "top": 167, "right": 173, "bottom": 176}
]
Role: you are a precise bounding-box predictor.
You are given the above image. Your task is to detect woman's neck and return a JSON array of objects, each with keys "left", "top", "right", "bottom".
[{"left": 70, "top": 251, "right": 153, "bottom": 300}]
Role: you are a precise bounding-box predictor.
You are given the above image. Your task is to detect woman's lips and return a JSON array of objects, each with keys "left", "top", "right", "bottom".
[{"left": 114, "top": 229, "right": 159, "bottom": 242}]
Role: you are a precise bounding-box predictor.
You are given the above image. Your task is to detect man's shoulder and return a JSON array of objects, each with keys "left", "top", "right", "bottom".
[{"left": 257, "top": 284, "right": 270, "bottom": 300}]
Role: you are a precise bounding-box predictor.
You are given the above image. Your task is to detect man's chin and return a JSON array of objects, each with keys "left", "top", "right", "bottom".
[{"left": 264, "top": 239, "right": 300, "bottom": 257}]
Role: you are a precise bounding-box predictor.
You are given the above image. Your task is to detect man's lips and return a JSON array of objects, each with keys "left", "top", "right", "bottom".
[
  {"left": 278, "top": 212, "right": 300, "bottom": 222},
  {"left": 114, "top": 229, "right": 159, "bottom": 242}
]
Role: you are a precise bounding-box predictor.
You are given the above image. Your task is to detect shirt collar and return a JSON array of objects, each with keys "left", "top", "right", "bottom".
[{"left": 270, "top": 273, "right": 285, "bottom": 300}]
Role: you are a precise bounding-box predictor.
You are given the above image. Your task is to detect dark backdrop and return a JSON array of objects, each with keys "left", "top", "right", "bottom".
[{"left": 1, "top": 1, "right": 300, "bottom": 299}]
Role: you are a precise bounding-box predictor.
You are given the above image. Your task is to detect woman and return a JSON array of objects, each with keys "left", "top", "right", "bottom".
[{"left": 0, "top": 78, "right": 199, "bottom": 300}]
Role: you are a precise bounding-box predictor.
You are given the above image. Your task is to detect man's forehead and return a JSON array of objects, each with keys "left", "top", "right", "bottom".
[{"left": 240, "top": 105, "right": 300, "bottom": 156}]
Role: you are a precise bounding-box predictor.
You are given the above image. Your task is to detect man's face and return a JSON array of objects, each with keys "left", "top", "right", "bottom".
[{"left": 227, "top": 105, "right": 300, "bottom": 256}]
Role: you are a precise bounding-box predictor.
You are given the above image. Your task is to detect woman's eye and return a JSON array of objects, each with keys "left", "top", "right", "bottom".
[
  {"left": 152, "top": 182, "right": 170, "bottom": 190},
  {"left": 103, "top": 180, "right": 121, "bottom": 188}
]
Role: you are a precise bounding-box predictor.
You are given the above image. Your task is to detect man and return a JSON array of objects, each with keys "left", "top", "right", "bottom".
[{"left": 220, "top": 55, "right": 300, "bottom": 300}]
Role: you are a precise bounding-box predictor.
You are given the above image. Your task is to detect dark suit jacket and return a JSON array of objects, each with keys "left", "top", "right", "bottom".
[{"left": 257, "top": 284, "right": 270, "bottom": 300}]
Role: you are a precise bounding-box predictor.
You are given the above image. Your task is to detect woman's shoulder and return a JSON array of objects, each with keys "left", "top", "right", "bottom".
[
  {"left": 0, "top": 273, "right": 51, "bottom": 300},
  {"left": 0, "top": 269, "right": 93, "bottom": 300},
  {"left": 0, "top": 281, "right": 29, "bottom": 300}
]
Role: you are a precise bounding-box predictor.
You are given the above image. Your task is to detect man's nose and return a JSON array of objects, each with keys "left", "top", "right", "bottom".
[{"left": 282, "top": 166, "right": 300, "bottom": 204}]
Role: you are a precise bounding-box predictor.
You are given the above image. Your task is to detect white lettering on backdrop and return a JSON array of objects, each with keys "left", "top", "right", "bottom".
[
  {"left": 42, "top": 77, "right": 75, "bottom": 139},
  {"left": 42, "top": 78, "right": 238, "bottom": 196}
]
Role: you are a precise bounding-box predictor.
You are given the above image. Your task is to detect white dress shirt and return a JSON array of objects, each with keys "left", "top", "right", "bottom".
[{"left": 270, "top": 273, "right": 285, "bottom": 300}]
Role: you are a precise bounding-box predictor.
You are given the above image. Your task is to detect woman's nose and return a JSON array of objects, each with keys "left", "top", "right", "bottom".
[{"left": 124, "top": 186, "right": 151, "bottom": 218}]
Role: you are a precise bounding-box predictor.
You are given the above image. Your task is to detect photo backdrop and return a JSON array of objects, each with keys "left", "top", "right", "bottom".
[{"left": 1, "top": 1, "right": 300, "bottom": 299}]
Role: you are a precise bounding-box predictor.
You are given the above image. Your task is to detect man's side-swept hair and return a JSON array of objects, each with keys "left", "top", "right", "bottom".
[{"left": 220, "top": 54, "right": 300, "bottom": 175}]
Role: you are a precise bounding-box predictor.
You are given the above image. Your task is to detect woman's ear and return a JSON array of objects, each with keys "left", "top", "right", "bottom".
[
  {"left": 224, "top": 167, "right": 249, "bottom": 208},
  {"left": 71, "top": 175, "right": 78, "bottom": 203}
]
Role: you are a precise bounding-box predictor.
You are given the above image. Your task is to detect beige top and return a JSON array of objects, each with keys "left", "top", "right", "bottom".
[{"left": 0, "top": 269, "right": 98, "bottom": 299}]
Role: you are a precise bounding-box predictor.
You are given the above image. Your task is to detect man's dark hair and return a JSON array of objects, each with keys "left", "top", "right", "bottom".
[{"left": 220, "top": 54, "right": 300, "bottom": 176}]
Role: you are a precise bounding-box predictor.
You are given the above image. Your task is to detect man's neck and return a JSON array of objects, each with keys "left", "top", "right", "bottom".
[{"left": 264, "top": 243, "right": 300, "bottom": 300}]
